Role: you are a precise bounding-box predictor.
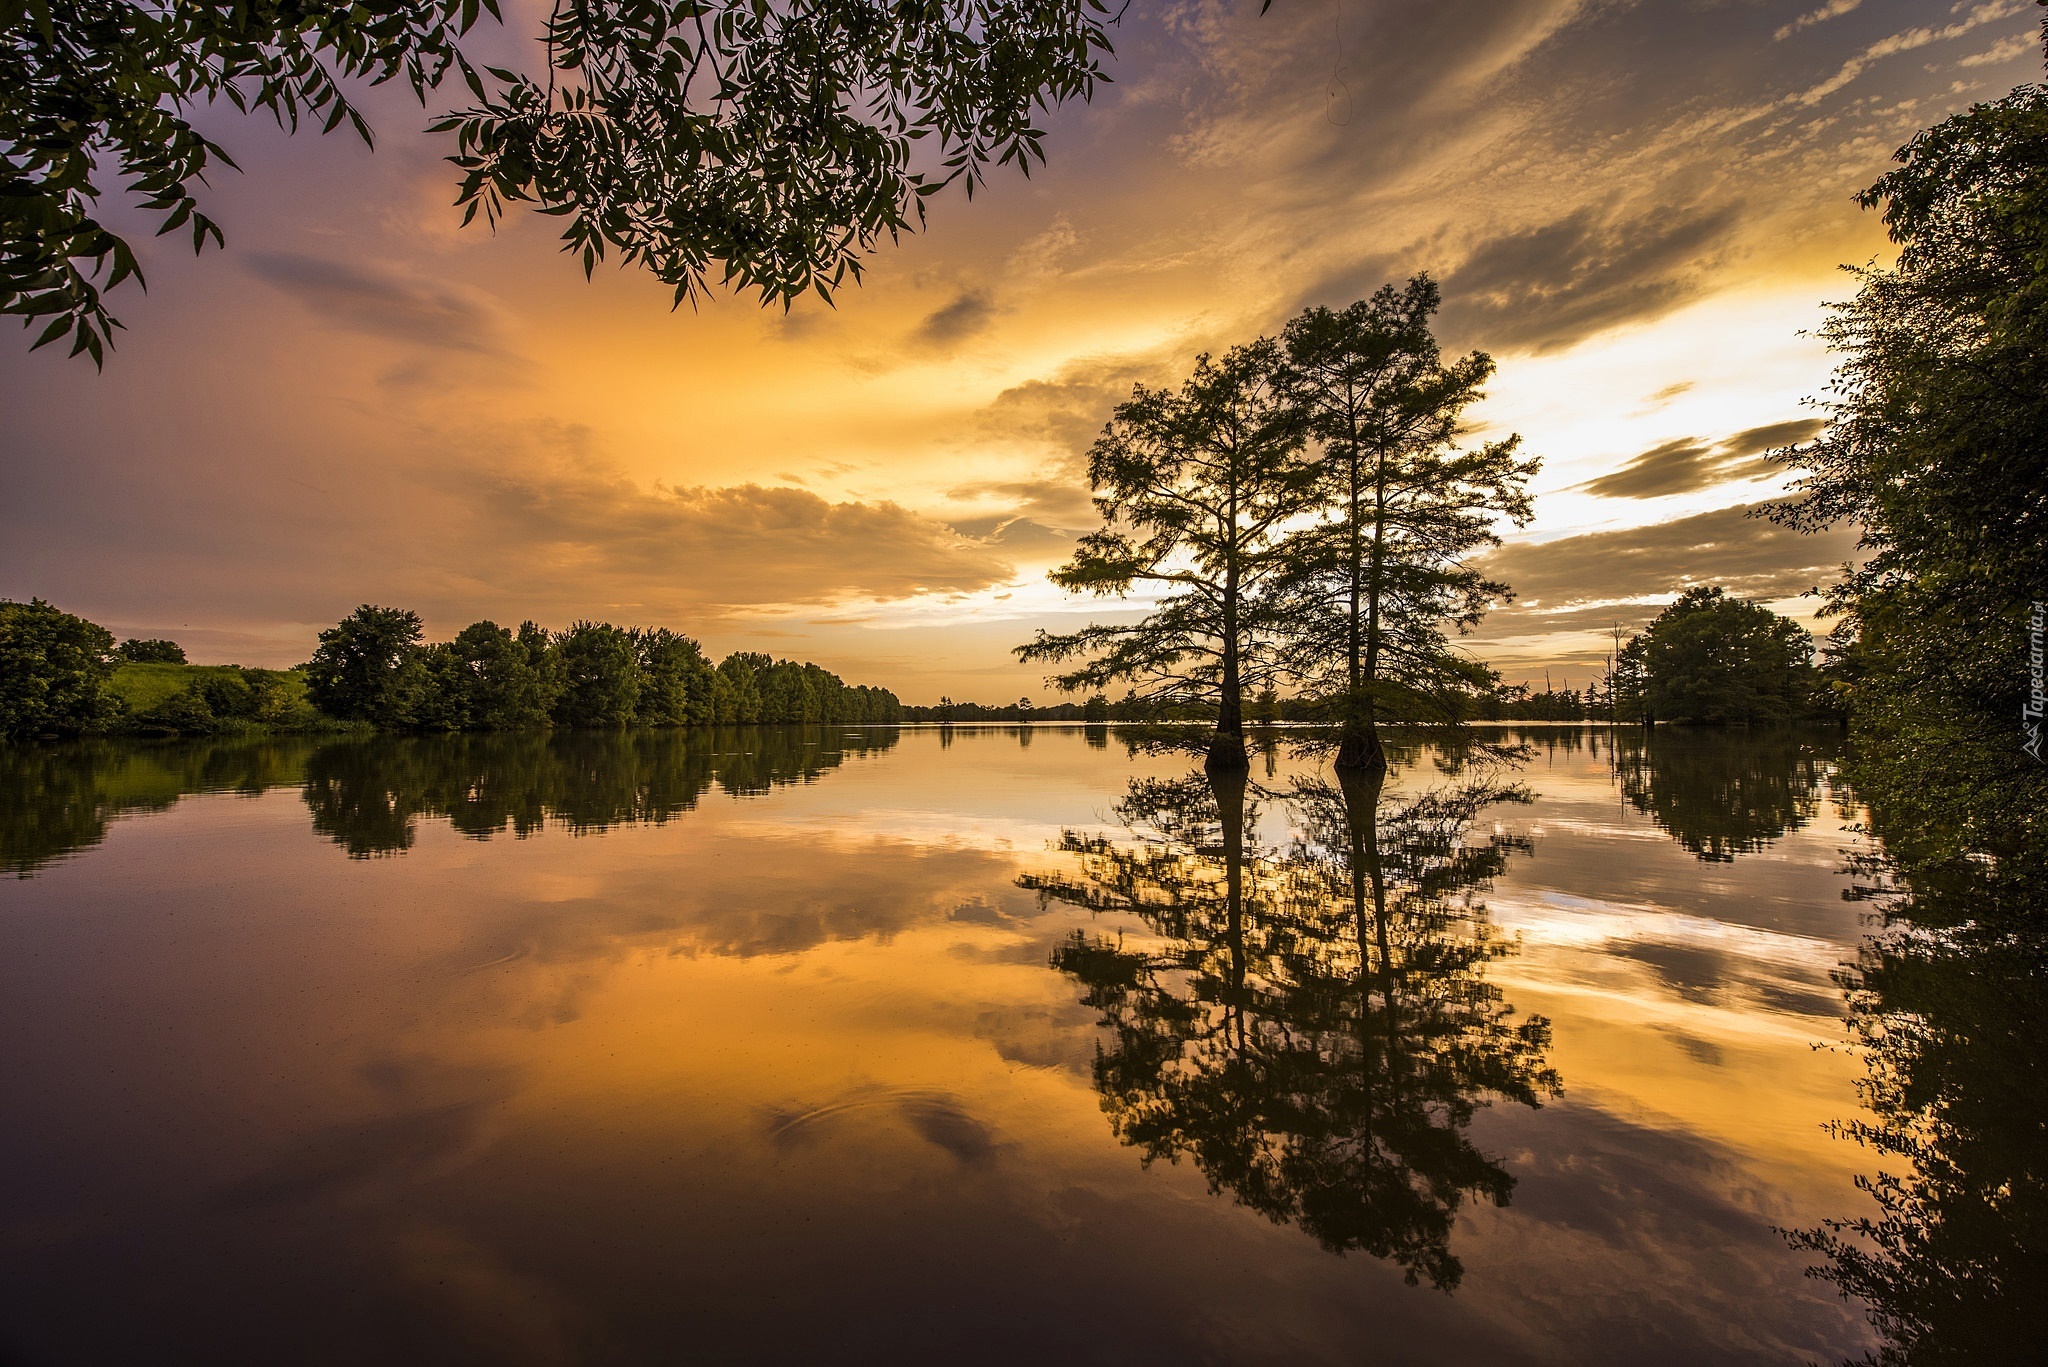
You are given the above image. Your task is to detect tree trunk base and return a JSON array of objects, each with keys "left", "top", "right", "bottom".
[
  {"left": 1205, "top": 733, "right": 1250, "bottom": 773},
  {"left": 1334, "top": 723, "right": 1386, "bottom": 775}
]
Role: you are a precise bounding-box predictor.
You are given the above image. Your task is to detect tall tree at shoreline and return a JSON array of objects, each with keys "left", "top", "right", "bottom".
[
  {"left": 1769, "top": 42, "right": 2048, "bottom": 804},
  {"left": 1017, "top": 340, "right": 1313, "bottom": 772},
  {"left": 1277, "top": 278, "right": 1536, "bottom": 771}
]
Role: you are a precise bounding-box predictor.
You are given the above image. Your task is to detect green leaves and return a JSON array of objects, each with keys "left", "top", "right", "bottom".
[
  {"left": 5, "top": 0, "right": 1117, "bottom": 362},
  {"left": 0, "top": 598, "right": 122, "bottom": 738},
  {"left": 1770, "top": 77, "right": 2048, "bottom": 766}
]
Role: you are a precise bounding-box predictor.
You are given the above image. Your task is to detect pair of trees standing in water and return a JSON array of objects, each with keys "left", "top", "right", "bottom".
[{"left": 1018, "top": 276, "right": 1537, "bottom": 774}]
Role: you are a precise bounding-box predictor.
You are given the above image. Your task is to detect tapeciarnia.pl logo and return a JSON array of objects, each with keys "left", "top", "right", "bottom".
[{"left": 2027, "top": 601, "right": 2045, "bottom": 761}]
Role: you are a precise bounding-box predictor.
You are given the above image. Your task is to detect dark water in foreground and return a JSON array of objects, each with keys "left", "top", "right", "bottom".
[{"left": 0, "top": 725, "right": 1934, "bottom": 1363}]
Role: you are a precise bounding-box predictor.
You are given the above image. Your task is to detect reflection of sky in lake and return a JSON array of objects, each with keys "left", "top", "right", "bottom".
[{"left": 0, "top": 727, "right": 1873, "bottom": 1365}]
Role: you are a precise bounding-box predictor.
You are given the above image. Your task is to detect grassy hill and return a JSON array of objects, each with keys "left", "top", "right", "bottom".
[
  {"left": 112, "top": 662, "right": 297, "bottom": 709},
  {"left": 108, "top": 662, "right": 341, "bottom": 734}
]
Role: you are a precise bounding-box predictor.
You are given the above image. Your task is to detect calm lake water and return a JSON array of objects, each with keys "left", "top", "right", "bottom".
[{"left": 1, "top": 725, "right": 1885, "bottom": 1364}]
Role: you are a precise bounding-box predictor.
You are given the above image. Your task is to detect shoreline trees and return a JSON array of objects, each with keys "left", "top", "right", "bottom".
[
  {"left": 0, "top": 599, "right": 120, "bottom": 739},
  {"left": 303, "top": 606, "right": 904, "bottom": 732},
  {"left": 0, "top": 600, "right": 904, "bottom": 736},
  {"left": 1603, "top": 586, "right": 1825, "bottom": 726},
  {"left": 1768, "top": 66, "right": 2048, "bottom": 808}
]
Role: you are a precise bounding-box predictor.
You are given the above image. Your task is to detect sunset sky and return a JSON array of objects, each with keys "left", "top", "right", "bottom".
[{"left": 3, "top": 0, "right": 2040, "bottom": 702}]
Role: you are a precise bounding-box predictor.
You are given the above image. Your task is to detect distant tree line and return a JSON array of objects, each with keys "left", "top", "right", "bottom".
[
  {"left": 116, "top": 638, "right": 186, "bottom": 664},
  {"left": 0, "top": 599, "right": 903, "bottom": 739},
  {"left": 303, "top": 606, "right": 902, "bottom": 731}
]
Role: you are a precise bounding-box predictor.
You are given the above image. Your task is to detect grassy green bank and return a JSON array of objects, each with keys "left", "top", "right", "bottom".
[{"left": 107, "top": 662, "right": 361, "bottom": 736}]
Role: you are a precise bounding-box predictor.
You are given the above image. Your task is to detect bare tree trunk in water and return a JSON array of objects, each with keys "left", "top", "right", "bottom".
[
  {"left": 1209, "top": 561, "right": 1249, "bottom": 773},
  {"left": 1339, "top": 762, "right": 1389, "bottom": 1171},
  {"left": 1336, "top": 718, "right": 1386, "bottom": 774},
  {"left": 1211, "top": 765, "right": 1250, "bottom": 1045}
]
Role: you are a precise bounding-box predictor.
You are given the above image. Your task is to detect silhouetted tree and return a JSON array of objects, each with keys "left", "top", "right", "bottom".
[
  {"left": 1276, "top": 277, "right": 1536, "bottom": 770},
  {"left": 1019, "top": 340, "right": 1313, "bottom": 772},
  {"left": 1619, "top": 587, "right": 1818, "bottom": 725},
  {"left": 1769, "top": 55, "right": 2048, "bottom": 804}
]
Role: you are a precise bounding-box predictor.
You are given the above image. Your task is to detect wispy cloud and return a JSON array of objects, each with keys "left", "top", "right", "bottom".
[
  {"left": 1476, "top": 500, "right": 1855, "bottom": 611},
  {"left": 1774, "top": 0, "right": 1862, "bottom": 44},
  {"left": 1793, "top": 0, "right": 2028, "bottom": 106},
  {"left": 456, "top": 472, "right": 1018, "bottom": 612},
  {"left": 911, "top": 288, "right": 1001, "bottom": 350},
  {"left": 1958, "top": 31, "right": 2039, "bottom": 67},
  {"left": 244, "top": 252, "right": 513, "bottom": 357},
  {"left": 1441, "top": 203, "right": 1746, "bottom": 353}
]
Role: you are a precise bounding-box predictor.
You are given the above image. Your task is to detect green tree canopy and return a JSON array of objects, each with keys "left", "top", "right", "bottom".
[
  {"left": 3, "top": 0, "right": 1117, "bottom": 364},
  {"left": 303, "top": 603, "right": 429, "bottom": 727},
  {"left": 1615, "top": 586, "right": 1817, "bottom": 725},
  {"left": 0, "top": 597, "right": 119, "bottom": 738},
  {"left": 1017, "top": 339, "right": 1314, "bottom": 771},
  {"left": 553, "top": 620, "right": 641, "bottom": 727},
  {"left": 1769, "top": 57, "right": 2048, "bottom": 785},
  {"left": 418, "top": 619, "right": 559, "bottom": 731},
  {"left": 116, "top": 637, "right": 186, "bottom": 664}
]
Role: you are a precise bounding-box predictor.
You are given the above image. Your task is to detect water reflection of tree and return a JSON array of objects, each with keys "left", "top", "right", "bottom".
[
  {"left": 302, "top": 727, "right": 901, "bottom": 857},
  {"left": 0, "top": 739, "right": 313, "bottom": 875},
  {"left": 1789, "top": 776, "right": 2047, "bottom": 1364},
  {"left": 1613, "top": 727, "right": 1839, "bottom": 862},
  {"left": 2, "top": 729, "right": 905, "bottom": 871},
  {"left": 1026, "top": 762, "right": 1558, "bottom": 1288}
]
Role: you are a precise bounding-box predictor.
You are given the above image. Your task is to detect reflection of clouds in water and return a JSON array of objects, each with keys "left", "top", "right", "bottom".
[
  {"left": 0, "top": 729, "right": 1894, "bottom": 1364},
  {"left": 1464, "top": 1099, "right": 1873, "bottom": 1363},
  {"left": 1491, "top": 889, "right": 1848, "bottom": 1020},
  {"left": 214, "top": 1056, "right": 519, "bottom": 1210}
]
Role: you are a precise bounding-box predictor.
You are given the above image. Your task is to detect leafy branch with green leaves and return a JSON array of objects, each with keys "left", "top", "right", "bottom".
[{"left": 2, "top": 0, "right": 1120, "bottom": 365}]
